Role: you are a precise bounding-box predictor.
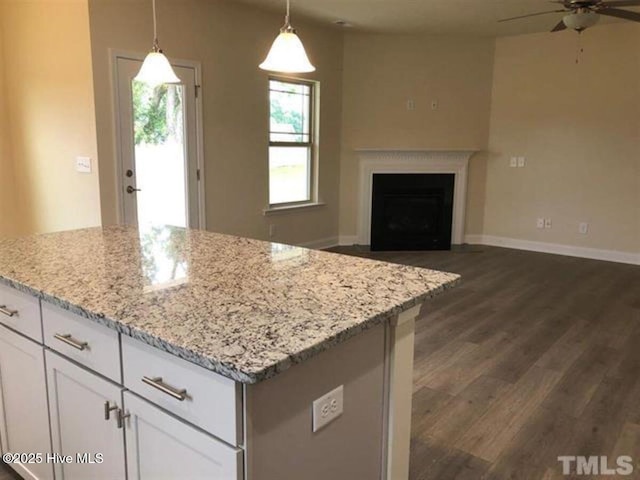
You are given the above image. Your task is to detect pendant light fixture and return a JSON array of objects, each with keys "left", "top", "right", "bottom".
[
  {"left": 135, "top": 0, "right": 180, "bottom": 86},
  {"left": 259, "top": 0, "right": 316, "bottom": 73}
]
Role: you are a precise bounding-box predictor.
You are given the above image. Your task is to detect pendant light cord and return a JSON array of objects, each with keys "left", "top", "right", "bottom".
[
  {"left": 283, "top": 0, "right": 293, "bottom": 31},
  {"left": 152, "top": 0, "right": 159, "bottom": 51}
]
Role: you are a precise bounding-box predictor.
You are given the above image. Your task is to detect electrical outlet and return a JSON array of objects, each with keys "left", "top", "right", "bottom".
[
  {"left": 517, "top": 157, "right": 526, "bottom": 168},
  {"left": 406, "top": 99, "right": 415, "bottom": 111},
  {"left": 579, "top": 222, "right": 589, "bottom": 234},
  {"left": 312, "top": 385, "right": 344, "bottom": 432},
  {"left": 536, "top": 218, "right": 545, "bottom": 229},
  {"left": 544, "top": 218, "right": 552, "bottom": 229},
  {"left": 510, "top": 157, "right": 518, "bottom": 168},
  {"left": 269, "top": 224, "right": 276, "bottom": 238}
]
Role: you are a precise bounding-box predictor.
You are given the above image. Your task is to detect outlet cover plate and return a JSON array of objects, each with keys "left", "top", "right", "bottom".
[
  {"left": 312, "top": 385, "right": 344, "bottom": 432},
  {"left": 75, "top": 156, "right": 92, "bottom": 173}
]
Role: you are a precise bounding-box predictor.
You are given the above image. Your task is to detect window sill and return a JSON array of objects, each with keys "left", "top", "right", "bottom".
[{"left": 263, "top": 202, "right": 326, "bottom": 216}]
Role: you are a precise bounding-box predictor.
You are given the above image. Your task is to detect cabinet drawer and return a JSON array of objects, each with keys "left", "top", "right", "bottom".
[
  {"left": 0, "top": 283, "right": 42, "bottom": 342},
  {"left": 124, "top": 392, "right": 243, "bottom": 480},
  {"left": 122, "top": 335, "right": 241, "bottom": 446},
  {"left": 43, "top": 302, "right": 121, "bottom": 383}
]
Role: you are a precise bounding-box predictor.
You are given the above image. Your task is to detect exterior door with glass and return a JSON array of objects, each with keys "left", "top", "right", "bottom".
[{"left": 115, "top": 56, "right": 201, "bottom": 229}]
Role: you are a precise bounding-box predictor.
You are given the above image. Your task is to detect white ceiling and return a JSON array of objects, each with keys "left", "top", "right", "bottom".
[{"left": 235, "top": 0, "right": 639, "bottom": 36}]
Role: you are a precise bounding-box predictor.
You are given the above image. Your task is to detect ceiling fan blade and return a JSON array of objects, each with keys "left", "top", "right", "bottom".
[
  {"left": 601, "top": 0, "right": 640, "bottom": 6},
  {"left": 498, "top": 9, "right": 566, "bottom": 22},
  {"left": 551, "top": 19, "right": 568, "bottom": 31},
  {"left": 598, "top": 7, "right": 640, "bottom": 21}
]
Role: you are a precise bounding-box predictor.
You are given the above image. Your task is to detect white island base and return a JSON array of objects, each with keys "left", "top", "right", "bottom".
[
  {"left": 244, "top": 304, "right": 422, "bottom": 480},
  {"left": 0, "top": 286, "right": 422, "bottom": 480}
]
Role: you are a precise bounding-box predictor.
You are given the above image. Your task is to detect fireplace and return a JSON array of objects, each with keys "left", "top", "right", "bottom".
[
  {"left": 355, "top": 149, "right": 475, "bottom": 247},
  {"left": 371, "top": 174, "right": 455, "bottom": 251}
]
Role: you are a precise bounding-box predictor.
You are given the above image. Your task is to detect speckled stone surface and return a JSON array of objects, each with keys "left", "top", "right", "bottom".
[{"left": 0, "top": 226, "right": 460, "bottom": 383}]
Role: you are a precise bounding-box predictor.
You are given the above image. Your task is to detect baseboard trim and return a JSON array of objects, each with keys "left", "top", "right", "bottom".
[
  {"left": 338, "top": 235, "right": 359, "bottom": 246},
  {"left": 464, "top": 234, "right": 640, "bottom": 266},
  {"left": 297, "top": 236, "right": 340, "bottom": 250}
]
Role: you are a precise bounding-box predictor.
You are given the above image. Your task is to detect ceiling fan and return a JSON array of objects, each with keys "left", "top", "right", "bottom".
[{"left": 499, "top": 0, "right": 640, "bottom": 33}]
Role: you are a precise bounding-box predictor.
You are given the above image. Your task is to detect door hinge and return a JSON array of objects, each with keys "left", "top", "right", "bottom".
[
  {"left": 195, "top": 85, "right": 201, "bottom": 98},
  {"left": 196, "top": 169, "right": 201, "bottom": 181}
]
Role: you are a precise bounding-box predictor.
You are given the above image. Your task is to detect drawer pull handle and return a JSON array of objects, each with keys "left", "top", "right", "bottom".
[
  {"left": 116, "top": 408, "right": 130, "bottom": 429},
  {"left": 54, "top": 333, "right": 89, "bottom": 351},
  {"left": 0, "top": 305, "right": 17, "bottom": 317},
  {"left": 142, "top": 376, "right": 188, "bottom": 401},
  {"left": 104, "top": 401, "right": 118, "bottom": 421}
]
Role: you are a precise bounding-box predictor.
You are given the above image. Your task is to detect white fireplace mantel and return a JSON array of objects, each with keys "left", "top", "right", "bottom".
[{"left": 355, "top": 149, "right": 477, "bottom": 246}]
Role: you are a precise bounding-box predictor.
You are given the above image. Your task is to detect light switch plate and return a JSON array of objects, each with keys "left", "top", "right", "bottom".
[
  {"left": 76, "top": 156, "right": 92, "bottom": 173},
  {"left": 312, "top": 385, "right": 344, "bottom": 432},
  {"left": 510, "top": 157, "right": 518, "bottom": 168},
  {"left": 517, "top": 156, "right": 526, "bottom": 168}
]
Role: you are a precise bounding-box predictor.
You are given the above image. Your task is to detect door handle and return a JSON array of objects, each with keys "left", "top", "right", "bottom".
[
  {"left": 54, "top": 333, "right": 89, "bottom": 351},
  {"left": 104, "top": 401, "right": 118, "bottom": 421},
  {"left": 126, "top": 186, "right": 141, "bottom": 194},
  {"left": 0, "top": 305, "right": 17, "bottom": 317},
  {"left": 142, "top": 376, "right": 188, "bottom": 401},
  {"left": 116, "top": 408, "right": 130, "bottom": 429}
]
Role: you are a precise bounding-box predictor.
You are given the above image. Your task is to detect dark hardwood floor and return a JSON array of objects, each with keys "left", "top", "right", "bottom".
[
  {"left": 1, "top": 245, "right": 638, "bottom": 480},
  {"left": 330, "top": 244, "right": 640, "bottom": 480}
]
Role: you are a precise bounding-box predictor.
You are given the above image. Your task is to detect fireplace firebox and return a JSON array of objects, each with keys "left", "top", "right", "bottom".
[{"left": 370, "top": 173, "right": 455, "bottom": 251}]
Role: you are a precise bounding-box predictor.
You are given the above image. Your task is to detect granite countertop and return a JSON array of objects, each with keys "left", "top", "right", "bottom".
[{"left": 0, "top": 226, "right": 460, "bottom": 383}]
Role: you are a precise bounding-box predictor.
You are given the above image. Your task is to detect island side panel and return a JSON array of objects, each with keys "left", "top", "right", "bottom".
[
  {"left": 244, "top": 324, "right": 386, "bottom": 480},
  {"left": 385, "top": 304, "right": 422, "bottom": 480}
]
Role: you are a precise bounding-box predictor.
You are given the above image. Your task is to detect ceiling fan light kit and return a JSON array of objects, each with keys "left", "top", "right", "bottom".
[
  {"left": 563, "top": 10, "right": 600, "bottom": 31},
  {"left": 498, "top": 0, "right": 640, "bottom": 33}
]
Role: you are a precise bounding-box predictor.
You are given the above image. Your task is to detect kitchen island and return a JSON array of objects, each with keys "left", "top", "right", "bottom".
[{"left": 0, "top": 226, "right": 458, "bottom": 480}]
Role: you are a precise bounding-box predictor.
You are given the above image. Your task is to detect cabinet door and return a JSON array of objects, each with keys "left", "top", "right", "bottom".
[
  {"left": 123, "top": 392, "right": 243, "bottom": 480},
  {"left": 0, "top": 325, "right": 53, "bottom": 480},
  {"left": 46, "top": 351, "right": 126, "bottom": 480}
]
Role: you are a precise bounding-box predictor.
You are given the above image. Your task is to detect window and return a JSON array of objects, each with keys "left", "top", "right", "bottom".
[{"left": 268, "top": 78, "right": 316, "bottom": 206}]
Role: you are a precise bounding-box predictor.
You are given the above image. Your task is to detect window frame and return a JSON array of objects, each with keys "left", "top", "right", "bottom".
[{"left": 267, "top": 76, "right": 318, "bottom": 209}]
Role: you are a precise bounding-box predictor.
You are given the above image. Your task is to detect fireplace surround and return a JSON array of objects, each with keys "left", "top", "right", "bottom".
[{"left": 356, "top": 150, "right": 476, "bottom": 247}]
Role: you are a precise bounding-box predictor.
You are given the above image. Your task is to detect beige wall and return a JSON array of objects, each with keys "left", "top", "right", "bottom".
[
  {"left": 0, "top": 15, "right": 18, "bottom": 237},
  {"left": 485, "top": 24, "right": 640, "bottom": 254},
  {"left": 89, "top": 0, "right": 343, "bottom": 245},
  {"left": 339, "top": 33, "right": 496, "bottom": 239},
  {"left": 0, "top": 0, "right": 101, "bottom": 236},
  {"left": 246, "top": 324, "right": 385, "bottom": 480}
]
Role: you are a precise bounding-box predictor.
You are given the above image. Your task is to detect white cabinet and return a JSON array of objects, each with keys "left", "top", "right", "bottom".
[
  {"left": 42, "top": 302, "right": 121, "bottom": 383},
  {"left": 46, "top": 351, "right": 126, "bottom": 480},
  {"left": 0, "top": 325, "right": 53, "bottom": 480},
  {"left": 0, "top": 283, "right": 43, "bottom": 342},
  {"left": 122, "top": 335, "right": 241, "bottom": 446},
  {"left": 123, "top": 392, "right": 243, "bottom": 480}
]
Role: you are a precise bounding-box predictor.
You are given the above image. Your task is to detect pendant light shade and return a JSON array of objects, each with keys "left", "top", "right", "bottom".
[
  {"left": 259, "top": 0, "right": 316, "bottom": 73},
  {"left": 135, "top": 0, "right": 180, "bottom": 86},
  {"left": 135, "top": 50, "right": 180, "bottom": 86}
]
